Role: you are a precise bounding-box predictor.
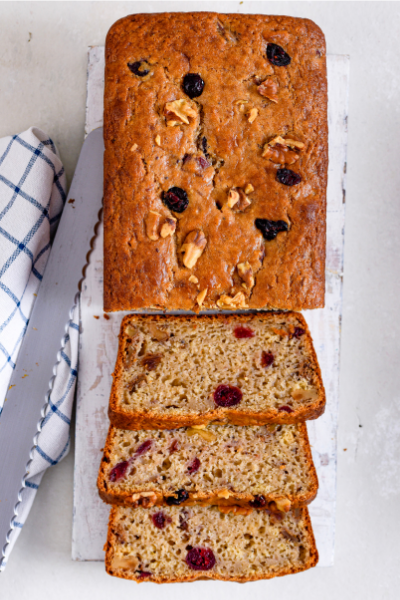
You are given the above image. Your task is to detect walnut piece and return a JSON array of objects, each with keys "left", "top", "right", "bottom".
[
  {"left": 160, "top": 217, "right": 177, "bottom": 238},
  {"left": 148, "top": 323, "right": 169, "bottom": 342},
  {"left": 186, "top": 427, "right": 217, "bottom": 442},
  {"left": 112, "top": 556, "right": 139, "bottom": 571},
  {"left": 155, "top": 135, "right": 161, "bottom": 146},
  {"left": 244, "top": 183, "right": 254, "bottom": 194},
  {"left": 247, "top": 108, "right": 258, "bottom": 123},
  {"left": 217, "top": 489, "right": 233, "bottom": 499},
  {"left": 257, "top": 78, "right": 279, "bottom": 102},
  {"left": 227, "top": 188, "right": 240, "bottom": 208},
  {"left": 131, "top": 491, "right": 157, "bottom": 508},
  {"left": 181, "top": 230, "right": 207, "bottom": 269},
  {"left": 130, "top": 143, "right": 138, "bottom": 152},
  {"left": 226, "top": 188, "right": 251, "bottom": 211},
  {"left": 274, "top": 497, "right": 292, "bottom": 513},
  {"left": 216, "top": 292, "right": 248, "bottom": 309},
  {"left": 237, "top": 261, "right": 255, "bottom": 290},
  {"left": 145, "top": 211, "right": 162, "bottom": 241},
  {"left": 189, "top": 275, "right": 199, "bottom": 284},
  {"left": 262, "top": 136, "right": 305, "bottom": 165},
  {"left": 291, "top": 388, "right": 319, "bottom": 401},
  {"left": 196, "top": 288, "right": 208, "bottom": 307},
  {"left": 164, "top": 99, "right": 197, "bottom": 125}
]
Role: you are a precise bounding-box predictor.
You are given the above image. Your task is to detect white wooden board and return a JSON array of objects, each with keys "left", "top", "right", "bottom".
[{"left": 72, "top": 46, "right": 350, "bottom": 566}]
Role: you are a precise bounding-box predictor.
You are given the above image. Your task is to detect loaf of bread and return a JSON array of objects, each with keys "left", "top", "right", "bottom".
[
  {"left": 108, "top": 313, "right": 325, "bottom": 430},
  {"left": 105, "top": 504, "right": 318, "bottom": 582},
  {"left": 98, "top": 422, "right": 318, "bottom": 510},
  {"left": 103, "top": 12, "right": 327, "bottom": 313}
]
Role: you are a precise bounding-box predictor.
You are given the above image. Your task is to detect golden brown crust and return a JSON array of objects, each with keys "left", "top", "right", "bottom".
[
  {"left": 97, "top": 421, "right": 318, "bottom": 509},
  {"left": 104, "top": 505, "right": 319, "bottom": 582},
  {"left": 103, "top": 12, "right": 328, "bottom": 313},
  {"left": 108, "top": 312, "right": 326, "bottom": 429}
]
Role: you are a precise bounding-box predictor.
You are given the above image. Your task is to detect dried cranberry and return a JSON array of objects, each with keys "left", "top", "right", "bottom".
[
  {"left": 185, "top": 547, "right": 216, "bottom": 571},
  {"left": 127, "top": 61, "right": 150, "bottom": 76},
  {"left": 234, "top": 326, "right": 255, "bottom": 339},
  {"left": 214, "top": 384, "right": 242, "bottom": 407},
  {"left": 136, "top": 570, "right": 152, "bottom": 578},
  {"left": 279, "top": 405, "right": 294, "bottom": 413},
  {"left": 202, "top": 137, "right": 210, "bottom": 159},
  {"left": 255, "top": 219, "right": 289, "bottom": 241},
  {"left": 162, "top": 187, "right": 189, "bottom": 213},
  {"left": 134, "top": 440, "right": 152, "bottom": 457},
  {"left": 166, "top": 489, "right": 189, "bottom": 505},
  {"left": 109, "top": 460, "right": 130, "bottom": 482},
  {"left": 250, "top": 494, "right": 267, "bottom": 508},
  {"left": 183, "top": 73, "right": 205, "bottom": 98},
  {"left": 276, "top": 168, "right": 301, "bottom": 186},
  {"left": 151, "top": 511, "right": 172, "bottom": 530},
  {"left": 261, "top": 351, "right": 274, "bottom": 368},
  {"left": 169, "top": 439, "right": 179, "bottom": 454},
  {"left": 292, "top": 327, "right": 305, "bottom": 339},
  {"left": 197, "top": 156, "right": 209, "bottom": 168},
  {"left": 187, "top": 457, "right": 201, "bottom": 474},
  {"left": 266, "top": 43, "right": 291, "bottom": 67}
]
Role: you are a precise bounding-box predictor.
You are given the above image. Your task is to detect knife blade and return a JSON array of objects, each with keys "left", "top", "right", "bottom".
[{"left": 0, "top": 127, "right": 104, "bottom": 569}]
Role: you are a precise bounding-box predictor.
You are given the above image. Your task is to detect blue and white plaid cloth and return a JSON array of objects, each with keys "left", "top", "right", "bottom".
[{"left": 0, "top": 127, "right": 78, "bottom": 568}]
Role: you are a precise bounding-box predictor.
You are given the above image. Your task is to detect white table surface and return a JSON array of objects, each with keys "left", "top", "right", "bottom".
[{"left": 1, "top": 2, "right": 400, "bottom": 599}]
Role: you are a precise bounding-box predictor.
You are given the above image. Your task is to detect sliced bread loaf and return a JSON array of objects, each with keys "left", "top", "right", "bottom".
[
  {"left": 105, "top": 504, "right": 318, "bottom": 583},
  {"left": 109, "top": 313, "right": 325, "bottom": 430},
  {"left": 98, "top": 422, "right": 318, "bottom": 510}
]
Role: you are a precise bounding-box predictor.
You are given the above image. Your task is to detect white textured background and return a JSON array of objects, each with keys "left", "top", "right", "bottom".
[{"left": 1, "top": 2, "right": 399, "bottom": 599}]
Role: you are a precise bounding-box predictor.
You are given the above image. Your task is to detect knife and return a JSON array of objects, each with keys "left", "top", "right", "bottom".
[{"left": 0, "top": 127, "right": 104, "bottom": 570}]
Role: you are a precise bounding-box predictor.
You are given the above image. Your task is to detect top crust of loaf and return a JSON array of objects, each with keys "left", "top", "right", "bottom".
[
  {"left": 103, "top": 12, "right": 327, "bottom": 312},
  {"left": 108, "top": 311, "right": 326, "bottom": 430}
]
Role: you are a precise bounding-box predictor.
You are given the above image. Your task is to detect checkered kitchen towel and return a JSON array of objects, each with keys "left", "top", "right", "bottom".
[{"left": 0, "top": 127, "right": 78, "bottom": 569}]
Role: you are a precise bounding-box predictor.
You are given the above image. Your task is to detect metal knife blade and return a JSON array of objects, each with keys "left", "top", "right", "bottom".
[{"left": 0, "top": 127, "right": 104, "bottom": 569}]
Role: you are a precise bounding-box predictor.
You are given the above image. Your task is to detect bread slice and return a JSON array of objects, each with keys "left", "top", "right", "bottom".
[
  {"left": 105, "top": 504, "right": 318, "bottom": 583},
  {"left": 98, "top": 422, "right": 318, "bottom": 510},
  {"left": 109, "top": 313, "right": 325, "bottom": 430}
]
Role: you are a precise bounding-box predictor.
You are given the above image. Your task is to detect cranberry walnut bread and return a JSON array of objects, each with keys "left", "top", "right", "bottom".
[
  {"left": 103, "top": 12, "right": 328, "bottom": 312},
  {"left": 98, "top": 422, "right": 318, "bottom": 510},
  {"left": 105, "top": 504, "right": 318, "bottom": 582},
  {"left": 108, "top": 313, "right": 325, "bottom": 430}
]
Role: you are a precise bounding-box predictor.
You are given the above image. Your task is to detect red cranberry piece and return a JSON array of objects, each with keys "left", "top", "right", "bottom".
[
  {"left": 169, "top": 439, "right": 179, "bottom": 454},
  {"left": 183, "top": 73, "right": 205, "bottom": 98},
  {"left": 166, "top": 489, "right": 189, "bottom": 505},
  {"left": 109, "top": 460, "right": 130, "bottom": 482},
  {"left": 136, "top": 570, "right": 152, "bottom": 578},
  {"left": 187, "top": 457, "right": 200, "bottom": 474},
  {"left": 213, "top": 384, "right": 242, "bottom": 407},
  {"left": 276, "top": 168, "right": 302, "bottom": 186},
  {"left": 234, "top": 326, "right": 255, "bottom": 339},
  {"left": 249, "top": 494, "right": 267, "bottom": 508},
  {"left": 279, "top": 405, "right": 294, "bottom": 413},
  {"left": 134, "top": 440, "right": 152, "bottom": 457},
  {"left": 255, "top": 219, "right": 288, "bottom": 241},
  {"left": 261, "top": 351, "right": 274, "bottom": 368},
  {"left": 127, "top": 61, "right": 150, "bottom": 76},
  {"left": 162, "top": 187, "right": 189, "bottom": 213},
  {"left": 185, "top": 547, "right": 216, "bottom": 571},
  {"left": 292, "top": 327, "right": 305, "bottom": 339},
  {"left": 151, "top": 511, "right": 172, "bottom": 530},
  {"left": 266, "top": 43, "right": 291, "bottom": 66},
  {"left": 197, "top": 156, "right": 209, "bottom": 168}
]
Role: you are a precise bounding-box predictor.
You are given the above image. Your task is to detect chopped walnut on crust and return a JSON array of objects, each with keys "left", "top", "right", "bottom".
[
  {"left": 160, "top": 217, "right": 177, "bottom": 238},
  {"left": 196, "top": 288, "right": 208, "bottom": 307},
  {"left": 216, "top": 292, "right": 248, "bottom": 309},
  {"left": 145, "top": 211, "right": 162, "bottom": 241},
  {"left": 226, "top": 188, "right": 251, "bottom": 211},
  {"left": 218, "top": 505, "right": 253, "bottom": 516},
  {"left": 131, "top": 491, "right": 157, "bottom": 508},
  {"left": 262, "top": 136, "right": 305, "bottom": 165},
  {"left": 244, "top": 183, "right": 254, "bottom": 194},
  {"left": 257, "top": 78, "right": 279, "bottom": 102},
  {"left": 237, "top": 261, "right": 255, "bottom": 290},
  {"left": 180, "top": 230, "right": 207, "bottom": 269},
  {"left": 247, "top": 108, "right": 258, "bottom": 123},
  {"left": 164, "top": 99, "right": 197, "bottom": 126}
]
